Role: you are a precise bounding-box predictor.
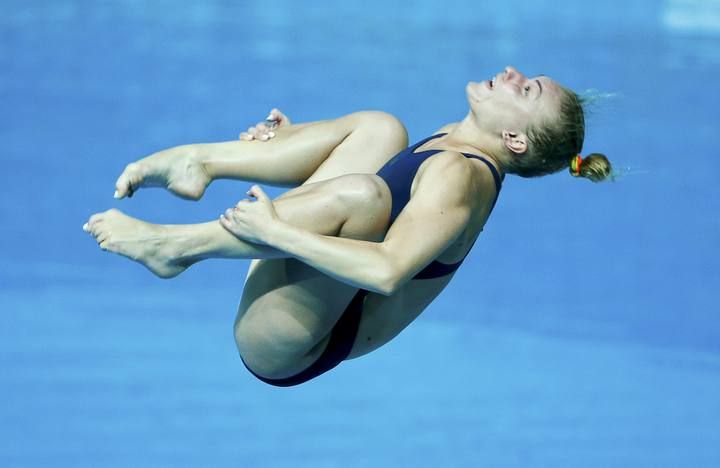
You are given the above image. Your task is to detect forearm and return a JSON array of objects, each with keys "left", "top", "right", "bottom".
[{"left": 267, "top": 221, "right": 396, "bottom": 295}]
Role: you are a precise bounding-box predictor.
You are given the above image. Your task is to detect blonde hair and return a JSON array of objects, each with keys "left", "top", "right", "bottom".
[
  {"left": 570, "top": 153, "right": 611, "bottom": 182},
  {"left": 507, "top": 86, "right": 613, "bottom": 182}
]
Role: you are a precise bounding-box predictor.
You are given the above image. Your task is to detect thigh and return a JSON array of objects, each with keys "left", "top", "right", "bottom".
[
  {"left": 302, "top": 111, "right": 408, "bottom": 184},
  {"left": 235, "top": 257, "right": 360, "bottom": 365},
  {"left": 235, "top": 173, "right": 392, "bottom": 376}
]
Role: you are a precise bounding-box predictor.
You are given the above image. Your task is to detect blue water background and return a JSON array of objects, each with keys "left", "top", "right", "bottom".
[{"left": 1, "top": 1, "right": 719, "bottom": 467}]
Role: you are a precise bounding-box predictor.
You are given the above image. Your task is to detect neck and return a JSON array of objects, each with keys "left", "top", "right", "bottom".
[{"left": 441, "top": 114, "right": 507, "bottom": 171}]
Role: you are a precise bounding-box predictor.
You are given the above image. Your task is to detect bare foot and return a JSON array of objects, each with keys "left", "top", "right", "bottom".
[
  {"left": 114, "top": 145, "right": 211, "bottom": 200},
  {"left": 83, "top": 209, "right": 190, "bottom": 278}
]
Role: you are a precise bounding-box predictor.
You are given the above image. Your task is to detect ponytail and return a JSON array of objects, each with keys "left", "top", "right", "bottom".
[{"left": 569, "top": 153, "right": 612, "bottom": 182}]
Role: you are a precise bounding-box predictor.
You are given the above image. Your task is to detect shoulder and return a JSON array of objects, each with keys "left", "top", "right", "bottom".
[
  {"left": 417, "top": 151, "right": 498, "bottom": 208},
  {"left": 418, "top": 150, "right": 476, "bottom": 184},
  {"left": 414, "top": 151, "right": 476, "bottom": 202}
]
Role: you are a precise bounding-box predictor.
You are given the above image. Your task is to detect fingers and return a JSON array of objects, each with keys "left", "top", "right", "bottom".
[
  {"left": 268, "top": 108, "right": 291, "bottom": 126},
  {"left": 219, "top": 214, "right": 231, "bottom": 229},
  {"left": 238, "top": 108, "right": 289, "bottom": 141},
  {"left": 239, "top": 125, "right": 259, "bottom": 141},
  {"left": 220, "top": 207, "right": 237, "bottom": 229},
  {"left": 239, "top": 123, "right": 275, "bottom": 141},
  {"left": 247, "top": 185, "right": 270, "bottom": 203},
  {"left": 225, "top": 186, "right": 267, "bottom": 212},
  {"left": 254, "top": 123, "right": 274, "bottom": 141}
]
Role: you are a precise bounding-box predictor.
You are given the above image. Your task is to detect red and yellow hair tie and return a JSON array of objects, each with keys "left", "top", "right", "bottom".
[{"left": 570, "top": 154, "right": 583, "bottom": 177}]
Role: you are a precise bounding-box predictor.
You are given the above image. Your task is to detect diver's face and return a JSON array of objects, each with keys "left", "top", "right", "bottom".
[{"left": 466, "top": 66, "right": 562, "bottom": 134}]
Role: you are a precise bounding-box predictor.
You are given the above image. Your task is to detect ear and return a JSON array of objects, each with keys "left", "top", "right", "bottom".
[{"left": 502, "top": 130, "right": 528, "bottom": 155}]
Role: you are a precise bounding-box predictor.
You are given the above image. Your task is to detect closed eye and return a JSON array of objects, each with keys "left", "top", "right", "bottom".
[{"left": 534, "top": 78, "right": 543, "bottom": 100}]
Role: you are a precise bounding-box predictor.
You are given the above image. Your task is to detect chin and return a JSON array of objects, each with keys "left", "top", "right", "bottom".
[{"left": 466, "top": 83, "right": 480, "bottom": 105}]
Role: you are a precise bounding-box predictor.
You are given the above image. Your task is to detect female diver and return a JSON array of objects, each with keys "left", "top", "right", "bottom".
[{"left": 83, "top": 66, "right": 612, "bottom": 387}]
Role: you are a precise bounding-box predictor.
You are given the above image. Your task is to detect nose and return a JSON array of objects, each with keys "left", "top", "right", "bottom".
[{"left": 503, "top": 65, "right": 525, "bottom": 82}]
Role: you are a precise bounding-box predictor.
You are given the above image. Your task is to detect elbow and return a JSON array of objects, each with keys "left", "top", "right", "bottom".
[
  {"left": 375, "top": 282, "right": 396, "bottom": 297},
  {"left": 374, "top": 263, "right": 403, "bottom": 296}
]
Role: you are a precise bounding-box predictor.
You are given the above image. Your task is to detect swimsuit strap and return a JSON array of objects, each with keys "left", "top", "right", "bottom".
[
  {"left": 414, "top": 133, "right": 504, "bottom": 195},
  {"left": 410, "top": 133, "right": 446, "bottom": 153}
]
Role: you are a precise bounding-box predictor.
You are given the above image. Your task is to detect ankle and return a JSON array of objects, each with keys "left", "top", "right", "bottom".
[
  {"left": 186, "top": 143, "right": 218, "bottom": 180},
  {"left": 161, "top": 223, "right": 215, "bottom": 265}
]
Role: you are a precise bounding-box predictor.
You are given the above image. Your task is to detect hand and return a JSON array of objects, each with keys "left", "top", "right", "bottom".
[
  {"left": 239, "top": 108, "right": 291, "bottom": 141},
  {"left": 219, "top": 185, "right": 279, "bottom": 245}
]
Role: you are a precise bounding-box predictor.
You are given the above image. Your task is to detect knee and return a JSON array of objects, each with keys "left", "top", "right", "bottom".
[
  {"left": 332, "top": 174, "right": 391, "bottom": 239},
  {"left": 352, "top": 111, "right": 409, "bottom": 149},
  {"left": 335, "top": 174, "right": 390, "bottom": 209},
  {"left": 233, "top": 312, "right": 315, "bottom": 376}
]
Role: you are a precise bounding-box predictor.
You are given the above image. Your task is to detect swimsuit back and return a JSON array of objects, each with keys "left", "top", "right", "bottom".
[{"left": 376, "top": 133, "right": 503, "bottom": 279}]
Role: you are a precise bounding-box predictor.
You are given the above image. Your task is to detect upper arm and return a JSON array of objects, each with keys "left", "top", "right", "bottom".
[{"left": 379, "top": 152, "right": 477, "bottom": 290}]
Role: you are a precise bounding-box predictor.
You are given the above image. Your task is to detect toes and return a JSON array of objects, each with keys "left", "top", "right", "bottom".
[
  {"left": 114, "top": 179, "right": 130, "bottom": 199},
  {"left": 84, "top": 209, "right": 121, "bottom": 235},
  {"left": 87, "top": 209, "right": 111, "bottom": 226},
  {"left": 115, "top": 174, "right": 129, "bottom": 199},
  {"left": 115, "top": 163, "right": 141, "bottom": 199},
  {"left": 85, "top": 213, "right": 102, "bottom": 231},
  {"left": 97, "top": 232, "right": 109, "bottom": 244},
  {"left": 91, "top": 221, "right": 105, "bottom": 237}
]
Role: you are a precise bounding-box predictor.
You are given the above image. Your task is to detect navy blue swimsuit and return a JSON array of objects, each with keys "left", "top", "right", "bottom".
[
  {"left": 244, "top": 134, "right": 503, "bottom": 387},
  {"left": 377, "top": 133, "right": 503, "bottom": 279}
]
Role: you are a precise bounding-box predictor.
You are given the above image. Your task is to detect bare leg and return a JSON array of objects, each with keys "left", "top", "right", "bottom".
[
  {"left": 84, "top": 174, "right": 391, "bottom": 278},
  {"left": 113, "top": 111, "right": 407, "bottom": 199}
]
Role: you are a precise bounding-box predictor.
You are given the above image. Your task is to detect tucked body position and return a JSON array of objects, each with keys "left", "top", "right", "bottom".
[{"left": 83, "top": 66, "right": 612, "bottom": 387}]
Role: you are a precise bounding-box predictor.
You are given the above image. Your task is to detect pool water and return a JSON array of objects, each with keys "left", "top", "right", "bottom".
[{"left": 1, "top": 1, "right": 719, "bottom": 467}]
